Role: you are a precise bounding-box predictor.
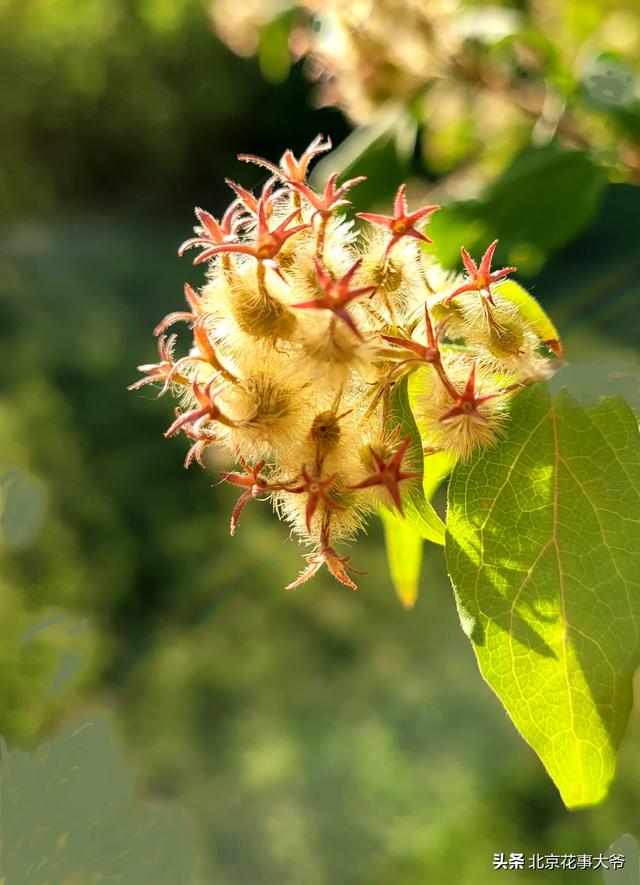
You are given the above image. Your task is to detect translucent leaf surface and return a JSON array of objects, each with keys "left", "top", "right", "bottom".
[
  {"left": 446, "top": 382, "right": 640, "bottom": 807},
  {"left": 380, "top": 508, "right": 423, "bottom": 609},
  {"left": 380, "top": 376, "right": 446, "bottom": 605},
  {"left": 384, "top": 376, "right": 445, "bottom": 546}
]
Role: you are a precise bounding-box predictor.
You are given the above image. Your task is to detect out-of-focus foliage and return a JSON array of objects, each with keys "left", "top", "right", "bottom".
[
  {"left": 210, "top": 0, "right": 640, "bottom": 187},
  {"left": 426, "top": 143, "right": 607, "bottom": 274},
  {"left": 0, "top": 0, "right": 348, "bottom": 219},
  {"left": 2, "top": 715, "right": 194, "bottom": 883}
]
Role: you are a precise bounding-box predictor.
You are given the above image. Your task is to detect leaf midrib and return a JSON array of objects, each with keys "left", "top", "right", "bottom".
[{"left": 550, "top": 405, "right": 585, "bottom": 795}]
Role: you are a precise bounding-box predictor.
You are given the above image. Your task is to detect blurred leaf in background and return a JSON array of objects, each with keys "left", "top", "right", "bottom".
[
  {"left": 209, "top": 0, "right": 640, "bottom": 189},
  {"left": 1, "top": 714, "right": 194, "bottom": 883},
  {"left": 0, "top": 0, "right": 349, "bottom": 220},
  {"left": 427, "top": 144, "right": 607, "bottom": 274}
]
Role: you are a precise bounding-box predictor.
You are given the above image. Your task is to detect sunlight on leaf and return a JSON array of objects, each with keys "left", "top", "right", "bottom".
[
  {"left": 489, "top": 279, "right": 563, "bottom": 356},
  {"left": 446, "top": 382, "right": 640, "bottom": 808},
  {"left": 380, "top": 375, "right": 446, "bottom": 605},
  {"left": 423, "top": 449, "right": 457, "bottom": 502},
  {"left": 380, "top": 508, "right": 423, "bottom": 609},
  {"left": 385, "top": 376, "right": 445, "bottom": 546}
]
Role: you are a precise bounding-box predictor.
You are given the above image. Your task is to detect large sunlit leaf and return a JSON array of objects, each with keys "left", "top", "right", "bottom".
[{"left": 446, "top": 381, "right": 640, "bottom": 808}]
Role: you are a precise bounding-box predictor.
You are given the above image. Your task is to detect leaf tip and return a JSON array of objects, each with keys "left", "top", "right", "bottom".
[{"left": 397, "top": 585, "right": 418, "bottom": 610}]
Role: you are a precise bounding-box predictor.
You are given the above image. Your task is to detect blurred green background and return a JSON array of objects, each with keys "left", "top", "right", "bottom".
[{"left": 1, "top": 1, "right": 640, "bottom": 883}]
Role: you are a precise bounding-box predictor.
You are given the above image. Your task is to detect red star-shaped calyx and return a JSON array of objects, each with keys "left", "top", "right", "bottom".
[
  {"left": 238, "top": 135, "right": 333, "bottom": 186},
  {"left": 349, "top": 434, "right": 420, "bottom": 515},
  {"left": 164, "top": 378, "right": 236, "bottom": 438},
  {"left": 290, "top": 172, "right": 366, "bottom": 220},
  {"left": 178, "top": 204, "right": 241, "bottom": 264},
  {"left": 220, "top": 456, "right": 272, "bottom": 536},
  {"left": 223, "top": 177, "right": 281, "bottom": 221},
  {"left": 128, "top": 334, "right": 189, "bottom": 395},
  {"left": 381, "top": 303, "right": 442, "bottom": 368},
  {"left": 381, "top": 304, "right": 461, "bottom": 396},
  {"left": 284, "top": 466, "right": 345, "bottom": 534},
  {"left": 285, "top": 545, "right": 364, "bottom": 591},
  {"left": 357, "top": 184, "right": 440, "bottom": 258},
  {"left": 167, "top": 320, "right": 237, "bottom": 385},
  {"left": 291, "top": 257, "right": 377, "bottom": 339},
  {"left": 439, "top": 362, "right": 502, "bottom": 423},
  {"left": 445, "top": 240, "right": 517, "bottom": 306},
  {"left": 182, "top": 424, "right": 219, "bottom": 470},
  {"left": 179, "top": 182, "right": 310, "bottom": 269},
  {"left": 154, "top": 283, "right": 207, "bottom": 337}
]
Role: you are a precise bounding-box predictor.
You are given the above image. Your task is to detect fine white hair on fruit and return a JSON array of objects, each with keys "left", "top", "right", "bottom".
[{"left": 131, "top": 138, "right": 560, "bottom": 589}]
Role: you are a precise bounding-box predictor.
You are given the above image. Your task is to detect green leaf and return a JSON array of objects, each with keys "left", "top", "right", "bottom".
[
  {"left": 533, "top": 183, "right": 640, "bottom": 357},
  {"left": 310, "top": 101, "right": 417, "bottom": 210},
  {"left": 384, "top": 376, "right": 445, "bottom": 547},
  {"left": 380, "top": 376, "right": 445, "bottom": 606},
  {"left": 257, "top": 12, "right": 294, "bottom": 84},
  {"left": 380, "top": 508, "right": 423, "bottom": 609},
  {"left": 422, "top": 450, "right": 457, "bottom": 502},
  {"left": 427, "top": 144, "right": 606, "bottom": 275},
  {"left": 446, "top": 382, "right": 640, "bottom": 808}
]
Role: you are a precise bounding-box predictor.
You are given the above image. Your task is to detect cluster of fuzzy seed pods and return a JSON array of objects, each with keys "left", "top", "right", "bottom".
[{"left": 130, "top": 136, "right": 558, "bottom": 590}]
